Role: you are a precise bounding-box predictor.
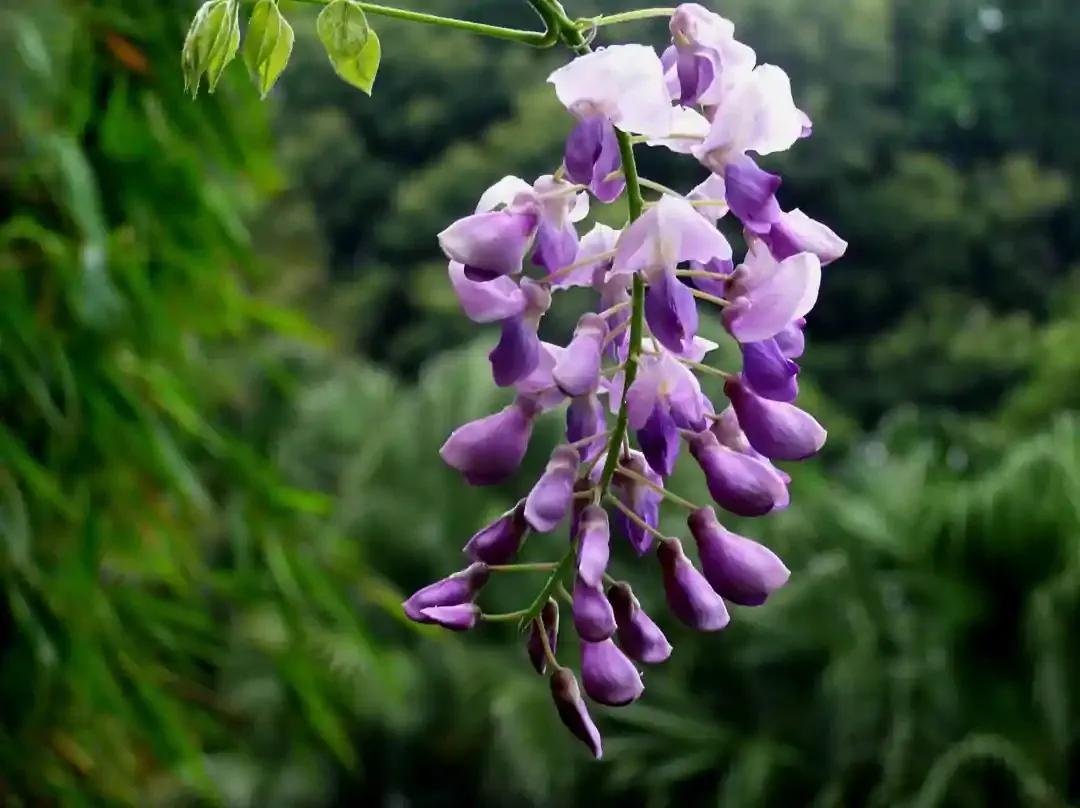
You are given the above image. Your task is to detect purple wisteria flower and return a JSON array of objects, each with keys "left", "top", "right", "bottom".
[
  {"left": 439, "top": 396, "right": 539, "bottom": 485},
  {"left": 662, "top": 3, "right": 755, "bottom": 107},
  {"left": 525, "top": 446, "right": 580, "bottom": 531},
  {"left": 464, "top": 499, "right": 530, "bottom": 564},
  {"left": 576, "top": 504, "right": 611, "bottom": 587},
  {"left": 581, "top": 638, "right": 645, "bottom": 706},
  {"left": 411, "top": 1, "right": 843, "bottom": 759},
  {"left": 687, "top": 429, "right": 788, "bottom": 517},
  {"left": 528, "top": 599, "right": 560, "bottom": 674},
  {"left": 688, "top": 506, "right": 790, "bottom": 605},
  {"left": 612, "top": 194, "right": 731, "bottom": 354},
  {"left": 550, "top": 668, "right": 603, "bottom": 759},
  {"left": 608, "top": 581, "right": 672, "bottom": 664},
  {"left": 548, "top": 44, "right": 673, "bottom": 137},
  {"left": 724, "top": 374, "right": 827, "bottom": 461},
  {"left": 657, "top": 537, "right": 730, "bottom": 631},
  {"left": 573, "top": 574, "right": 617, "bottom": 642},
  {"left": 403, "top": 562, "right": 490, "bottom": 622}
]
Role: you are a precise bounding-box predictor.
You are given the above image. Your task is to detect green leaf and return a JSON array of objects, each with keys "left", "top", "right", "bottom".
[
  {"left": 316, "top": 0, "right": 380, "bottom": 95},
  {"left": 180, "top": 0, "right": 240, "bottom": 98},
  {"left": 242, "top": 0, "right": 293, "bottom": 99}
]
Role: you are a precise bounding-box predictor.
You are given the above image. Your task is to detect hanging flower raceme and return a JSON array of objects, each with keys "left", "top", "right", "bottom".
[{"left": 403, "top": 1, "right": 843, "bottom": 761}]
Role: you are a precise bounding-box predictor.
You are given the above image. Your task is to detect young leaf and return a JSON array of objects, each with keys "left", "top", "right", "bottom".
[
  {"left": 243, "top": 0, "right": 294, "bottom": 98},
  {"left": 181, "top": 0, "right": 241, "bottom": 97},
  {"left": 316, "top": 0, "right": 381, "bottom": 95}
]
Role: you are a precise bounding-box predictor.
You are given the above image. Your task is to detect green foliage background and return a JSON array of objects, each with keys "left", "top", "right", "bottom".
[{"left": 1, "top": 0, "right": 1078, "bottom": 805}]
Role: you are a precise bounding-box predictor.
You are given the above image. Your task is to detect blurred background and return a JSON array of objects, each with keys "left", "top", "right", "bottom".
[{"left": 2, "top": 0, "right": 1079, "bottom": 804}]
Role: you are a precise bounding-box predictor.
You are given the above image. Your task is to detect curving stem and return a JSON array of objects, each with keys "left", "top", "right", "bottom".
[{"left": 517, "top": 0, "right": 650, "bottom": 630}]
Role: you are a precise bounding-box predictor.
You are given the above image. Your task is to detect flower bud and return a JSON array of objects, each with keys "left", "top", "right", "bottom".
[
  {"left": 687, "top": 507, "right": 789, "bottom": 605},
  {"left": 687, "top": 430, "right": 787, "bottom": 517},
  {"left": 644, "top": 267, "right": 699, "bottom": 356},
  {"left": 573, "top": 574, "right": 616, "bottom": 642},
  {"left": 724, "top": 375, "right": 826, "bottom": 461},
  {"left": 575, "top": 505, "right": 610, "bottom": 588},
  {"left": 740, "top": 338, "right": 799, "bottom": 402},
  {"left": 549, "top": 668, "right": 603, "bottom": 759},
  {"left": 440, "top": 397, "right": 538, "bottom": 485},
  {"left": 554, "top": 313, "right": 608, "bottom": 397},
  {"left": 402, "top": 562, "right": 489, "bottom": 623},
  {"left": 437, "top": 209, "right": 538, "bottom": 282},
  {"left": 419, "top": 603, "right": 480, "bottom": 631},
  {"left": 564, "top": 117, "right": 625, "bottom": 203},
  {"left": 566, "top": 394, "right": 607, "bottom": 462},
  {"left": 609, "top": 450, "right": 663, "bottom": 556},
  {"left": 608, "top": 582, "right": 673, "bottom": 664},
  {"left": 637, "top": 402, "right": 680, "bottom": 477},
  {"left": 527, "top": 599, "right": 560, "bottom": 674},
  {"left": 463, "top": 500, "right": 529, "bottom": 564},
  {"left": 525, "top": 446, "right": 580, "bottom": 532},
  {"left": 489, "top": 315, "right": 541, "bottom": 387},
  {"left": 657, "top": 538, "right": 729, "bottom": 631},
  {"left": 581, "top": 639, "right": 644, "bottom": 706}
]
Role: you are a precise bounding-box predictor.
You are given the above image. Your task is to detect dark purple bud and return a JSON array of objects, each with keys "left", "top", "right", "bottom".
[
  {"left": 687, "top": 430, "right": 788, "bottom": 517},
  {"left": 637, "top": 402, "right": 680, "bottom": 477},
  {"left": 525, "top": 446, "right": 580, "bottom": 532},
  {"left": 489, "top": 315, "right": 541, "bottom": 387},
  {"left": 564, "top": 116, "right": 625, "bottom": 204},
  {"left": 611, "top": 451, "right": 663, "bottom": 556},
  {"left": 688, "top": 506, "right": 790, "bottom": 605},
  {"left": 566, "top": 394, "right": 607, "bottom": 462},
  {"left": 527, "top": 599, "right": 560, "bottom": 674},
  {"left": 773, "top": 318, "right": 806, "bottom": 359},
  {"left": 463, "top": 500, "right": 529, "bottom": 564},
  {"left": 440, "top": 397, "right": 538, "bottom": 485},
  {"left": 570, "top": 477, "right": 593, "bottom": 541},
  {"left": 581, "top": 639, "right": 644, "bottom": 706},
  {"left": 741, "top": 338, "right": 799, "bottom": 402},
  {"left": 419, "top": 603, "right": 480, "bottom": 631},
  {"left": 576, "top": 505, "right": 610, "bottom": 587},
  {"left": 532, "top": 219, "right": 580, "bottom": 273},
  {"left": 550, "top": 668, "right": 603, "bottom": 759},
  {"left": 608, "top": 582, "right": 673, "bottom": 664},
  {"left": 724, "top": 154, "right": 783, "bottom": 235},
  {"left": 657, "top": 538, "right": 730, "bottom": 632},
  {"left": 402, "top": 562, "right": 490, "bottom": 622},
  {"left": 573, "top": 574, "right": 616, "bottom": 642},
  {"left": 725, "top": 375, "right": 826, "bottom": 461},
  {"left": 554, "top": 313, "right": 608, "bottom": 397},
  {"left": 644, "top": 267, "right": 699, "bottom": 355}
]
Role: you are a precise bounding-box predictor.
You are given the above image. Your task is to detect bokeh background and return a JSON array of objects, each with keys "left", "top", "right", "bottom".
[{"left": 2, "top": 0, "right": 1079, "bottom": 805}]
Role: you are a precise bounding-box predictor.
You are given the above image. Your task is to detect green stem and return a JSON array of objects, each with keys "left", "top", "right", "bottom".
[
  {"left": 614, "top": 465, "right": 700, "bottom": 511},
  {"left": 518, "top": 0, "right": 648, "bottom": 630},
  {"left": 580, "top": 7, "right": 676, "bottom": 29},
  {"left": 680, "top": 358, "right": 731, "bottom": 380},
  {"left": 489, "top": 562, "right": 559, "bottom": 573},
  {"left": 286, "top": 0, "right": 558, "bottom": 47},
  {"left": 606, "top": 494, "right": 669, "bottom": 542},
  {"left": 482, "top": 608, "right": 532, "bottom": 622},
  {"left": 638, "top": 176, "right": 684, "bottom": 198}
]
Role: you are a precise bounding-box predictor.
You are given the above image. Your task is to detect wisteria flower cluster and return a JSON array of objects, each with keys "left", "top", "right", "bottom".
[
  {"left": 404, "top": 3, "right": 846, "bottom": 758},
  {"left": 179, "top": 0, "right": 845, "bottom": 765}
]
